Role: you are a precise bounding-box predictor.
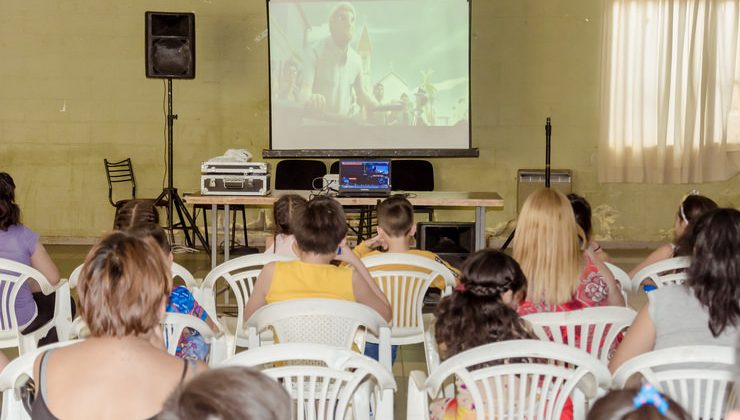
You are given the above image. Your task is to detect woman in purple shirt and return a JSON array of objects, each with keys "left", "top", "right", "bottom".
[{"left": 0, "top": 173, "right": 60, "bottom": 334}]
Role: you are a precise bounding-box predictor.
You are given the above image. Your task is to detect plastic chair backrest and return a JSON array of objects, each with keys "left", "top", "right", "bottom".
[
  {"left": 604, "top": 262, "right": 632, "bottom": 294},
  {"left": 361, "top": 253, "right": 455, "bottom": 345},
  {"left": 171, "top": 262, "right": 199, "bottom": 290},
  {"left": 220, "top": 343, "right": 396, "bottom": 420},
  {"left": 245, "top": 298, "right": 392, "bottom": 370},
  {"left": 0, "top": 258, "right": 57, "bottom": 354},
  {"left": 409, "top": 340, "right": 611, "bottom": 420},
  {"left": 274, "top": 160, "right": 327, "bottom": 190},
  {"left": 631, "top": 256, "right": 690, "bottom": 290},
  {"left": 200, "top": 253, "right": 296, "bottom": 343},
  {"left": 522, "top": 306, "right": 637, "bottom": 365},
  {"left": 162, "top": 312, "right": 231, "bottom": 365},
  {"left": 103, "top": 158, "right": 136, "bottom": 207},
  {"left": 391, "top": 160, "right": 434, "bottom": 191},
  {"left": 0, "top": 339, "right": 83, "bottom": 420},
  {"left": 612, "top": 345, "right": 735, "bottom": 419}
]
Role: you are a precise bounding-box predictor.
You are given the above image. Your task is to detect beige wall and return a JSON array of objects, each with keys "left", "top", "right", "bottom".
[{"left": 2, "top": 0, "right": 738, "bottom": 243}]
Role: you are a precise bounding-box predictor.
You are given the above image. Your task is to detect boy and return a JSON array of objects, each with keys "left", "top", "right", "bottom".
[
  {"left": 353, "top": 195, "right": 460, "bottom": 290},
  {"left": 244, "top": 196, "right": 392, "bottom": 323}
]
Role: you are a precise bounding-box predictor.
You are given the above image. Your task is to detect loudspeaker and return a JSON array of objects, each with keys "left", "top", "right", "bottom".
[
  {"left": 145, "top": 12, "right": 195, "bottom": 79},
  {"left": 416, "top": 222, "right": 475, "bottom": 270}
]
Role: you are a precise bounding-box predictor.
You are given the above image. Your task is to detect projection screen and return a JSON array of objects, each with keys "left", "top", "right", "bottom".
[{"left": 267, "top": 0, "right": 472, "bottom": 156}]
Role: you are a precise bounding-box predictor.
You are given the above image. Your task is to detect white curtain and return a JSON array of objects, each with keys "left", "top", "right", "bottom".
[{"left": 600, "top": 0, "right": 740, "bottom": 183}]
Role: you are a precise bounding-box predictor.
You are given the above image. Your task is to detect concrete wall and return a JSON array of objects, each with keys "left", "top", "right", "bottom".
[{"left": 2, "top": 0, "right": 738, "bottom": 243}]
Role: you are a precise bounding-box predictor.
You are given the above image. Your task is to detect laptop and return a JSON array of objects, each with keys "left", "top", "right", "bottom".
[{"left": 337, "top": 159, "right": 392, "bottom": 197}]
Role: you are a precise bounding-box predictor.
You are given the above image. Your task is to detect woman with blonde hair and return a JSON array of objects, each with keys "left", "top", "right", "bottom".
[
  {"left": 30, "top": 231, "right": 206, "bottom": 419},
  {"left": 513, "top": 188, "right": 624, "bottom": 315}
]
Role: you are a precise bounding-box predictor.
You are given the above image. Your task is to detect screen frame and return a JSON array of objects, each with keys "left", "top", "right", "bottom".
[{"left": 264, "top": 0, "right": 476, "bottom": 158}]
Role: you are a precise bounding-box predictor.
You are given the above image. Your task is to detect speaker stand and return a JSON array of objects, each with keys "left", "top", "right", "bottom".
[{"left": 155, "top": 78, "right": 208, "bottom": 251}]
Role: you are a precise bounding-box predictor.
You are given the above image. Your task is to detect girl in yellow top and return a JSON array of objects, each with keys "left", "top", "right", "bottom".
[{"left": 244, "top": 196, "right": 392, "bottom": 323}]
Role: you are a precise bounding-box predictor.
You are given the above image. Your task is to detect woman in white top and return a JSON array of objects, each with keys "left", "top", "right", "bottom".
[
  {"left": 610, "top": 208, "right": 740, "bottom": 373},
  {"left": 263, "top": 194, "right": 306, "bottom": 257}
]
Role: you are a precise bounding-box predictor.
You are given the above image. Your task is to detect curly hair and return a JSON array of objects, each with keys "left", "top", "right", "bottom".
[
  {"left": 568, "top": 193, "right": 592, "bottom": 241},
  {"left": 434, "top": 249, "right": 532, "bottom": 360},
  {"left": 0, "top": 172, "right": 21, "bottom": 230},
  {"left": 685, "top": 208, "right": 740, "bottom": 337}
]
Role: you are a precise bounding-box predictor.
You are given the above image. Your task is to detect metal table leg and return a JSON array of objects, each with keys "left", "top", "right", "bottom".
[
  {"left": 223, "top": 204, "right": 230, "bottom": 262},
  {"left": 475, "top": 206, "right": 486, "bottom": 250},
  {"left": 210, "top": 204, "right": 218, "bottom": 269}
]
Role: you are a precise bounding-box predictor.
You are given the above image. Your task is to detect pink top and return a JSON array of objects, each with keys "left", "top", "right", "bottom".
[
  {"left": 517, "top": 254, "right": 609, "bottom": 315},
  {"left": 264, "top": 234, "right": 298, "bottom": 258}
]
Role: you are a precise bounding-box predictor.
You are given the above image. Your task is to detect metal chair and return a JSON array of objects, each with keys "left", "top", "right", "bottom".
[{"left": 103, "top": 158, "right": 165, "bottom": 228}]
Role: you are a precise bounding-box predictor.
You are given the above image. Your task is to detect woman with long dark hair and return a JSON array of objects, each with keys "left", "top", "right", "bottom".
[
  {"left": 0, "top": 172, "right": 60, "bottom": 335},
  {"left": 430, "top": 249, "right": 540, "bottom": 419},
  {"left": 610, "top": 208, "right": 740, "bottom": 372}
]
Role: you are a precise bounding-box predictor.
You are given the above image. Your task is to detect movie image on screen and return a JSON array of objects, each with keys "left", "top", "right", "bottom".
[{"left": 268, "top": 0, "right": 471, "bottom": 151}]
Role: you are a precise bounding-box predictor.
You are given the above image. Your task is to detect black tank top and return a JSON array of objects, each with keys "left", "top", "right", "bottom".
[{"left": 30, "top": 349, "right": 193, "bottom": 420}]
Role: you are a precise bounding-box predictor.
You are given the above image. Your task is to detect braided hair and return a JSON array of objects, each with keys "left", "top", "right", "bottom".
[
  {"left": 0, "top": 172, "right": 21, "bottom": 230},
  {"left": 434, "top": 249, "right": 533, "bottom": 360}
]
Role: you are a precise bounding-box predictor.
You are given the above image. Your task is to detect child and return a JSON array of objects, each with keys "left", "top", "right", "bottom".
[
  {"left": 263, "top": 193, "right": 306, "bottom": 257},
  {"left": 587, "top": 385, "right": 690, "bottom": 420},
  {"left": 115, "top": 200, "right": 220, "bottom": 361},
  {"left": 430, "top": 250, "right": 570, "bottom": 419},
  {"left": 159, "top": 367, "right": 291, "bottom": 420},
  {"left": 244, "top": 196, "right": 392, "bottom": 323},
  {"left": 568, "top": 193, "right": 610, "bottom": 262},
  {"left": 352, "top": 194, "right": 460, "bottom": 290},
  {"left": 628, "top": 192, "right": 717, "bottom": 280}
]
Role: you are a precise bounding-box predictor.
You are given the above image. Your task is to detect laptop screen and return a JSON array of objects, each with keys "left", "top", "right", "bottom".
[{"left": 338, "top": 160, "right": 391, "bottom": 195}]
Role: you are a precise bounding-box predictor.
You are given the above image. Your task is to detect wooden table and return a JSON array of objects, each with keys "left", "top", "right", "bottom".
[{"left": 185, "top": 191, "right": 504, "bottom": 268}]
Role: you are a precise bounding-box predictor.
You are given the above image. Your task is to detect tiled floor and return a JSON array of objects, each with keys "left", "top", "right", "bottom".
[{"left": 34, "top": 244, "right": 653, "bottom": 418}]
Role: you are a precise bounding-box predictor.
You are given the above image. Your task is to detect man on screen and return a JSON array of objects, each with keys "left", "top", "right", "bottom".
[{"left": 299, "top": 2, "right": 377, "bottom": 121}]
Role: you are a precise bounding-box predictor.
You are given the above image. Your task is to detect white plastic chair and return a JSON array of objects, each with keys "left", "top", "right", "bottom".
[
  {"left": 612, "top": 345, "right": 735, "bottom": 419},
  {"left": 604, "top": 262, "right": 631, "bottom": 303},
  {"left": 220, "top": 343, "right": 397, "bottom": 420},
  {"left": 162, "top": 312, "right": 232, "bottom": 365},
  {"left": 199, "top": 253, "right": 296, "bottom": 348},
  {"left": 360, "top": 253, "right": 456, "bottom": 371},
  {"left": 171, "top": 262, "right": 200, "bottom": 290},
  {"left": 0, "top": 339, "right": 82, "bottom": 420},
  {"left": 407, "top": 340, "right": 611, "bottom": 420},
  {"left": 0, "top": 258, "right": 65, "bottom": 355},
  {"left": 523, "top": 306, "right": 637, "bottom": 365},
  {"left": 57, "top": 262, "right": 205, "bottom": 342},
  {"left": 245, "top": 298, "right": 393, "bottom": 371},
  {"left": 631, "top": 256, "right": 690, "bottom": 290}
]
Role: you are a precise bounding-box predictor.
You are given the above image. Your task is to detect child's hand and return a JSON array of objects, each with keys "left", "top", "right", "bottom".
[
  {"left": 364, "top": 233, "right": 388, "bottom": 251},
  {"left": 334, "top": 238, "right": 358, "bottom": 265}
]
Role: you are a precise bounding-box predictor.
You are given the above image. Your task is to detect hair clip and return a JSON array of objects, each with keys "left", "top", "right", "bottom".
[
  {"left": 632, "top": 384, "right": 668, "bottom": 415},
  {"left": 678, "top": 190, "right": 699, "bottom": 224},
  {"left": 454, "top": 283, "right": 466, "bottom": 293}
]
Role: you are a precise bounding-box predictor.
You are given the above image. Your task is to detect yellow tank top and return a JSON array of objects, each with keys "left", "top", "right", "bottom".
[{"left": 266, "top": 260, "right": 355, "bottom": 303}]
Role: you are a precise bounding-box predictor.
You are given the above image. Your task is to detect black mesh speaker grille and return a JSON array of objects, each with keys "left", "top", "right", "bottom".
[{"left": 146, "top": 12, "right": 195, "bottom": 79}]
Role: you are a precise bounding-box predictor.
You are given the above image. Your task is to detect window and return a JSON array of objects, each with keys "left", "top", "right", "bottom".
[{"left": 600, "top": 0, "right": 740, "bottom": 183}]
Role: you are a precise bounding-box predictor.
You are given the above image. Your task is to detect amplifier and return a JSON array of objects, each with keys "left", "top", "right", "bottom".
[{"left": 201, "top": 174, "right": 270, "bottom": 196}]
